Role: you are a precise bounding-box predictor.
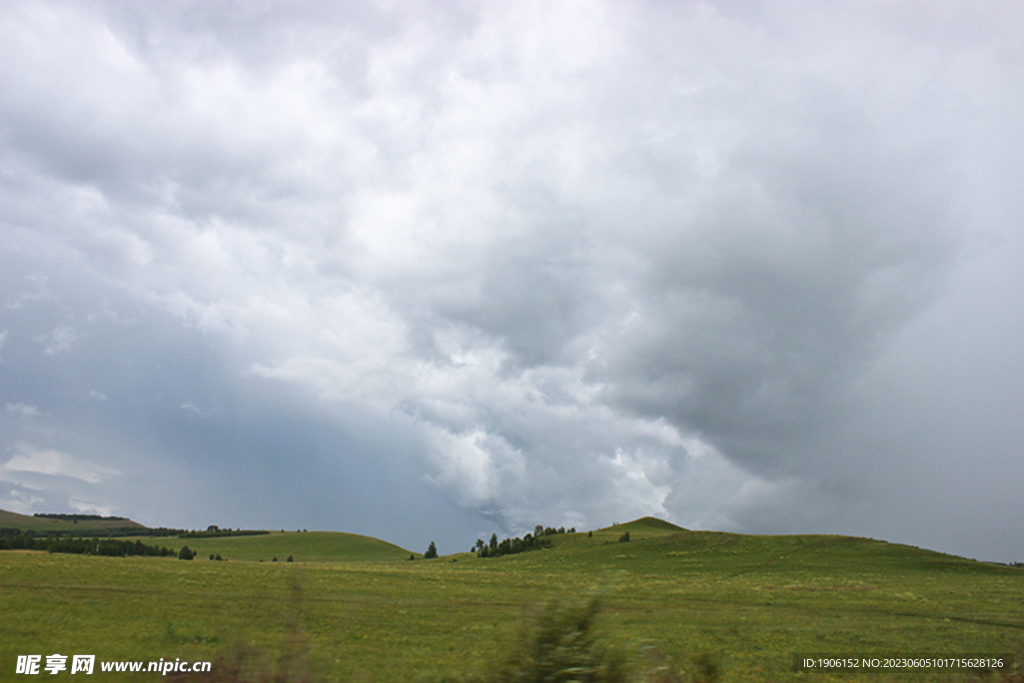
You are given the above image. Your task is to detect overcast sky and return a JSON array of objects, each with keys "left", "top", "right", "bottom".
[{"left": 2, "top": 1, "right": 1022, "bottom": 562}]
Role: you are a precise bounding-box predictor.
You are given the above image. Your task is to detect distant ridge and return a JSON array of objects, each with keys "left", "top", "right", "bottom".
[
  {"left": 607, "top": 516, "right": 687, "bottom": 532},
  {"left": 4, "top": 511, "right": 1007, "bottom": 568},
  {"left": 169, "top": 530, "right": 415, "bottom": 563},
  {"left": 0, "top": 509, "right": 147, "bottom": 532}
]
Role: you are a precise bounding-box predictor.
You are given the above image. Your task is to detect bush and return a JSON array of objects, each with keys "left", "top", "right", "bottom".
[
  {"left": 689, "top": 653, "right": 720, "bottom": 683},
  {"left": 178, "top": 545, "right": 194, "bottom": 560},
  {"left": 424, "top": 541, "right": 438, "bottom": 559},
  {"left": 619, "top": 532, "right": 630, "bottom": 543},
  {"left": 488, "top": 597, "right": 627, "bottom": 683}
]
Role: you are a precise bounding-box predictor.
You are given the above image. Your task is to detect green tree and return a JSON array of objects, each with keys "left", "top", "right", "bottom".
[
  {"left": 178, "top": 545, "right": 194, "bottom": 560},
  {"left": 424, "top": 541, "right": 438, "bottom": 559}
]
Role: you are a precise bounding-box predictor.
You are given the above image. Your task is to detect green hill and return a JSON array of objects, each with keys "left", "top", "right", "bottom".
[
  {"left": 0, "top": 509, "right": 147, "bottom": 533},
  {"left": 0, "top": 510, "right": 414, "bottom": 562},
  {"left": 613, "top": 516, "right": 688, "bottom": 533},
  {"left": 501, "top": 517, "right": 1001, "bottom": 578},
  {"left": 153, "top": 530, "right": 416, "bottom": 563}
]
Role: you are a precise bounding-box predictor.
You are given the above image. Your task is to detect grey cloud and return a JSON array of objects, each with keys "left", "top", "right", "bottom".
[{"left": 1, "top": 1, "right": 1021, "bottom": 560}]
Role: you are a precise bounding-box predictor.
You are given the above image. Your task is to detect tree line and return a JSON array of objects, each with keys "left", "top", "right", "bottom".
[
  {"left": 33, "top": 513, "right": 130, "bottom": 521},
  {"left": 473, "top": 525, "right": 576, "bottom": 559},
  {"left": 1, "top": 525, "right": 268, "bottom": 540},
  {"left": 0, "top": 530, "right": 175, "bottom": 557},
  {"left": 178, "top": 528, "right": 270, "bottom": 538},
  {"left": 416, "top": 525, "right": 579, "bottom": 560}
]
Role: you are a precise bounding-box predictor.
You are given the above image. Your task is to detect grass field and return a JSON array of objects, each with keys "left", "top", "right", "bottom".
[{"left": 2, "top": 517, "right": 1021, "bottom": 682}]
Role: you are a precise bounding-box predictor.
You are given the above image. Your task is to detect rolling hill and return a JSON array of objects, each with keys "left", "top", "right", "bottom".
[
  {"left": 170, "top": 530, "right": 417, "bottom": 563},
  {"left": 0, "top": 509, "right": 148, "bottom": 533},
  {"left": 1, "top": 508, "right": 417, "bottom": 562}
]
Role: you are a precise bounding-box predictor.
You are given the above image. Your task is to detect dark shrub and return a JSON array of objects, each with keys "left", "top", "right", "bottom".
[{"left": 489, "top": 597, "right": 627, "bottom": 683}]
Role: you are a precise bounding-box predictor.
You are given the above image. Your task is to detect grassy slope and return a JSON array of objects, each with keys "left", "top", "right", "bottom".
[
  {"left": 0, "top": 509, "right": 146, "bottom": 532},
  {"left": 163, "top": 531, "right": 417, "bottom": 563},
  {"left": 2, "top": 517, "right": 1021, "bottom": 682},
  {"left": 0, "top": 508, "right": 414, "bottom": 563}
]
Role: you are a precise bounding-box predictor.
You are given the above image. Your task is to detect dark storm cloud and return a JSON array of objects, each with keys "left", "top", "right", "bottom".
[{"left": 1, "top": 1, "right": 1021, "bottom": 560}]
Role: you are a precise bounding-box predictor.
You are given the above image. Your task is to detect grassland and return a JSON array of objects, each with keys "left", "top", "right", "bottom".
[
  {"left": 164, "top": 530, "right": 417, "bottom": 563},
  {"left": 2, "top": 517, "right": 1021, "bottom": 682},
  {"left": 0, "top": 509, "right": 146, "bottom": 533}
]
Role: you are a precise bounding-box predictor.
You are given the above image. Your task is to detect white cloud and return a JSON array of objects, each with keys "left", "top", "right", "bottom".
[
  {"left": 68, "top": 499, "right": 118, "bottom": 517},
  {"left": 35, "top": 324, "right": 81, "bottom": 355},
  {"left": 0, "top": 488, "right": 45, "bottom": 513},
  {"left": 3, "top": 444, "right": 121, "bottom": 485},
  {"left": 5, "top": 403, "right": 40, "bottom": 418},
  {"left": 4, "top": 274, "right": 53, "bottom": 310},
  {"left": 179, "top": 402, "right": 206, "bottom": 419}
]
